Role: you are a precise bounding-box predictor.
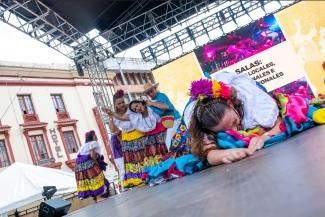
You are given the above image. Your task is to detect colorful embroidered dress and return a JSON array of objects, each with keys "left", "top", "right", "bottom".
[
  {"left": 113, "top": 113, "right": 146, "bottom": 188},
  {"left": 127, "top": 107, "right": 169, "bottom": 179},
  {"left": 75, "top": 141, "right": 109, "bottom": 199}
]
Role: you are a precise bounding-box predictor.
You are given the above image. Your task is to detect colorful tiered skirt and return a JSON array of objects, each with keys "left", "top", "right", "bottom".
[
  {"left": 75, "top": 154, "right": 110, "bottom": 199},
  {"left": 122, "top": 129, "right": 147, "bottom": 188},
  {"left": 144, "top": 122, "right": 168, "bottom": 166},
  {"left": 122, "top": 123, "right": 169, "bottom": 188}
]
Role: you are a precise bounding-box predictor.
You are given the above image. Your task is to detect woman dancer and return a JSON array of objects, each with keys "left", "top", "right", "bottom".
[
  {"left": 107, "top": 90, "right": 147, "bottom": 188},
  {"left": 104, "top": 100, "right": 168, "bottom": 177},
  {"left": 186, "top": 72, "right": 282, "bottom": 165},
  {"left": 75, "top": 130, "right": 109, "bottom": 202}
]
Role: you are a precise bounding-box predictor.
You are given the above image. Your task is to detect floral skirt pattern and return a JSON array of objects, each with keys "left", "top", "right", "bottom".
[
  {"left": 122, "top": 123, "right": 169, "bottom": 188},
  {"left": 170, "top": 119, "right": 190, "bottom": 158},
  {"left": 75, "top": 154, "right": 109, "bottom": 199}
]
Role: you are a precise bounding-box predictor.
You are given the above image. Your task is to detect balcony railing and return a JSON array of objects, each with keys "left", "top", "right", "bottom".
[
  {"left": 22, "top": 114, "right": 40, "bottom": 124},
  {"left": 56, "top": 112, "right": 71, "bottom": 120}
]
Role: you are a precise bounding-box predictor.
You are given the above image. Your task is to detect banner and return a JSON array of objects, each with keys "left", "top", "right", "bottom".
[
  {"left": 212, "top": 41, "right": 306, "bottom": 91},
  {"left": 152, "top": 53, "right": 203, "bottom": 113},
  {"left": 195, "top": 14, "right": 286, "bottom": 76},
  {"left": 275, "top": 1, "right": 325, "bottom": 94}
]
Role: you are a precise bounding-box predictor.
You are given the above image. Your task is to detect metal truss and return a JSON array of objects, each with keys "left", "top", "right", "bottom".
[
  {"left": 0, "top": 0, "right": 94, "bottom": 60},
  {"left": 86, "top": 58, "right": 115, "bottom": 133},
  {"left": 140, "top": 0, "right": 301, "bottom": 63},
  {"left": 99, "top": 0, "right": 231, "bottom": 54}
]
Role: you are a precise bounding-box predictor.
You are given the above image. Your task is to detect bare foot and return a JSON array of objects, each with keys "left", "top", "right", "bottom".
[{"left": 96, "top": 196, "right": 108, "bottom": 203}]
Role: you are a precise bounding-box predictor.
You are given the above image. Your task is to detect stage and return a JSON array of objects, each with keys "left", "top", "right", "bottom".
[{"left": 66, "top": 124, "right": 325, "bottom": 217}]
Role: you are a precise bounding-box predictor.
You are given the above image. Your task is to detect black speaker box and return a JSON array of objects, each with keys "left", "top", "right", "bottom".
[{"left": 39, "top": 198, "right": 71, "bottom": 217}]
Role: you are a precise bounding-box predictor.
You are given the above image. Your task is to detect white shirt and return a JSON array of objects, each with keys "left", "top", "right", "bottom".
[
  {"left": 78, "top": 141, "right": 101, "bottom": 155},
  {"left": 184, "top": 72, "right": 279, "bottom": 131},
  {"left": 128, "top": 107, "right": 161, "bottom": 132}
]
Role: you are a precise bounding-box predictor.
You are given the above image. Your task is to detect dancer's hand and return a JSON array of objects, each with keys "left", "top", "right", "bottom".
[
  {"left": 248, "top": 135, "right": 268, "bottom": 153},
  {"left": 145, "top": 100, "right": 153, "bottom": 106},
  {"left": 102, "top": 107, "right": 113, "bottom": 116},
  {"left": 222, "top": 148, "right": 253, "bottom": 164}
]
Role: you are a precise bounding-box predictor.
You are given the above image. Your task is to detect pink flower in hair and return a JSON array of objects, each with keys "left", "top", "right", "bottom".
[
  {"left": 116, "top": 89, "right": 124, "bottom": 97},
  {"left": 188, "top": 79, "right": 213, "bottom": 101}
]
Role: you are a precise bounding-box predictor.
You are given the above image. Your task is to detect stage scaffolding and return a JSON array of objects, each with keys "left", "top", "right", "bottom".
[{"left": 0, "top": 0, "right": 300, "bottom": 138}]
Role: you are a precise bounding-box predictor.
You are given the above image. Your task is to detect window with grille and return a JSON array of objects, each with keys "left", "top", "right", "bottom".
[
  {"left": 51, "top": 95, "right": 66, "bottom": 112},
  {"left": 116, "top": 74, "right": 124, "bottom": 85},
  {"left": 18, "top": 95, "right": 35, "bottom": 114},
  {"left": 129, "top": 73, "right": 137, "bottom": 85},
  {"left": 136, "top": 93, "right": 141, "bottom": 100},
  {"left": 135, "top": 73, "right": 143, "bottom": 84},
  {"left": 147, "top": 73, "right": 154, "bottom": 84},
  {"left": 63, "top": 131, "right": 79, "bottom": 154},
  {"left": 124, "top": 96, "right": 130, "bottom": 104},
  {"left": 141, "top": 73, "right": 147, "bottom": 84},
  {"left": 130, "top": 93, "right": 135, "bottom": 101},
  {"left": 30, "top": 135, "right": 48, "bottom": 161},
  {"left": 0, "top": 140, "right": 10, "bottom": 168}
]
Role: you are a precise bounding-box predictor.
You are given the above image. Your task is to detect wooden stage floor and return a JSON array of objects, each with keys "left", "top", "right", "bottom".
[{"left": 66, "top": 124, "right": 325, "bottom": 217}]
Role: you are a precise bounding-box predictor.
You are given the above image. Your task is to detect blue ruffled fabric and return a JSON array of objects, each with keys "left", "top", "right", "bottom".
[{"left": 216, "top": 105, "right": 319, "bottom": 149}]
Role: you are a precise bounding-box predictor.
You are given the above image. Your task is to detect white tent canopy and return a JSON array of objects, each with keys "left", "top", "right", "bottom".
[{"left": 0, "top": 162, "right": 77, "bottom": 214}]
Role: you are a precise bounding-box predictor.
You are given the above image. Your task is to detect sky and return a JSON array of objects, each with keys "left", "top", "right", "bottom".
[{"left": 0, "top": 1, "right": 289, "bottom": 65}]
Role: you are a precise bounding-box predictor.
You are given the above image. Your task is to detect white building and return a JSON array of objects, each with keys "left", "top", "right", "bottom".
[{"left": 0, "top": 60, "right": 116, "bottom": 173}]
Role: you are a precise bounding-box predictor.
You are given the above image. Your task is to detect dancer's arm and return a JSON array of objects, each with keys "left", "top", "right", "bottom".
[
  {"left": 103, "top": 107, "right": 130, "bottom": 121},
  {"left": 203, "top": 140, "right": 253, "bottom": 166},
  {"left": 248, "top": 115, "right": 282, "bottom": 152},
  {"left": 108, "top": 115, "right": 118, "bottom": 133},
  {"left": 146, "top": 100, "right": 168, "bottom": 110}
]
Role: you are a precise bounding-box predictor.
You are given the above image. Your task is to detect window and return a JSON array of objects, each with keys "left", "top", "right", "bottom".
[
  {"left": 136, "top": 93, "right": 141, "bottom": 100},
  {"left": 0, "top": 140, "right": 10, "bottom": 167},
  {"left": 129, "top": 73, "right": 137, "bottom": 85},
  {"left": 30, "top": 135, "right": 48, "bottom": 161},
  {"left": 63, "top": 131, "right": 78, "bottom": 154},
  {"left": 141, "top": 73, "right": 147, "bottom": 84},
  {"left": 51, "top": 95, "right": 66, "bottom": 112},
  {"left": 116, "top": 74, "right": 124, "bottom": 85},
  {"left": 130, "top": 93, "right": 135, "bottom": 101},
  {"left": 147, "top": 73, "right": 155, "bottom": 84},
  {"left": 142, "top": 95, "right": 148, "bottom": 100},
  {"left": 124, "top": 96, "right": 130, "bottom": 104},
  {"left": 135, "top": 73, "right": 143, "bottom": 84},
  {"left": 18, "top": 95, "right": 35, "bottom": 114}
]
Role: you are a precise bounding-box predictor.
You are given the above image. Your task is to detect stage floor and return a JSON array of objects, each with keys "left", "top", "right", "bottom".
[{"left": 66, "top": 125, "right": 325, "bottom": 217}]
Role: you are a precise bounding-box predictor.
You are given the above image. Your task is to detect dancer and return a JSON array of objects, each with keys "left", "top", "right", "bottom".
[
  {"left": 105, "top": 100, "right": 169, "bottom": 186},
  {"left": 107, "top": 90, "right": 146, "bottom": 188},
  {"left": 186, "top": 72, "right": 282, "bottom": 165},
  {"left": 257, "top": 18, "right": 279, "bottom": 44},
  {"left": 104, "top": 100, "right": 168, "bottom": 164},
  {"left": 141, "top": 83, "right": 182, "bottom": 151},
  {"left": 110, "top": 129, "right": 125, "bottom": 192},
  {"left": 75, "top": 130, "right": 109, "bottom": 203},
  {"left": 227, "top": 33, "right": 248, "bottom": 63}
]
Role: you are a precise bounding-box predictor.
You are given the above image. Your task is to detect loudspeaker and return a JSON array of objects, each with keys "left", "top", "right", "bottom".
[
  {"left": 39, "top": 198, "right": 71, "bottom": 217},
  {"left": 74, "top": 60, "right": 84, "bottom": 77}
]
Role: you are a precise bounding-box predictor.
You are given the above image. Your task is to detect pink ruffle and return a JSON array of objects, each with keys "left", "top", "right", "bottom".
[
  {"left": 280, "top": 96, "right": 308, "bottom": 132},
  {"left": 146, "top": 122, "right": 166, "bottom": 135}
]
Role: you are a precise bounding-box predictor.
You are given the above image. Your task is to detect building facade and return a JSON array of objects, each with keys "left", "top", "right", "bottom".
[
  {"left": 104, "top": 57, "right": 165, "bottom": 102},
  {"left": 0, "top": 61, "right": 116, "bottom": 173}
]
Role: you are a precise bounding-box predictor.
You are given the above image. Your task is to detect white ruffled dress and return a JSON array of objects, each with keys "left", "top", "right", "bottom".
[{"left": 184, "top": 72, "right": 279, "bottom": 130}]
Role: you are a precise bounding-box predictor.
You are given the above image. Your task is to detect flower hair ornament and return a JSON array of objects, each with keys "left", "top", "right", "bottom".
[
  {"left": 188, "top": 78, "right": 232, "bottom": 104},
  {"left": 85, "top": 130, "right": 95, "bottom": 137},
  {"left": 116, "top": 89, "right": 124, "bottom": 97}
]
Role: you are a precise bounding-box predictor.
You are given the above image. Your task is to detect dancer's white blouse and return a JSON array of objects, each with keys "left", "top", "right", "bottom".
[
  {"left": 113, "top": 107, "right": 161, "bottom": 133},
  {"left": 184, "top": 72, "right": 279, "bottom": 131},
  {"left": 78, "top": 141, "right": 101, "bottom": 155}
]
